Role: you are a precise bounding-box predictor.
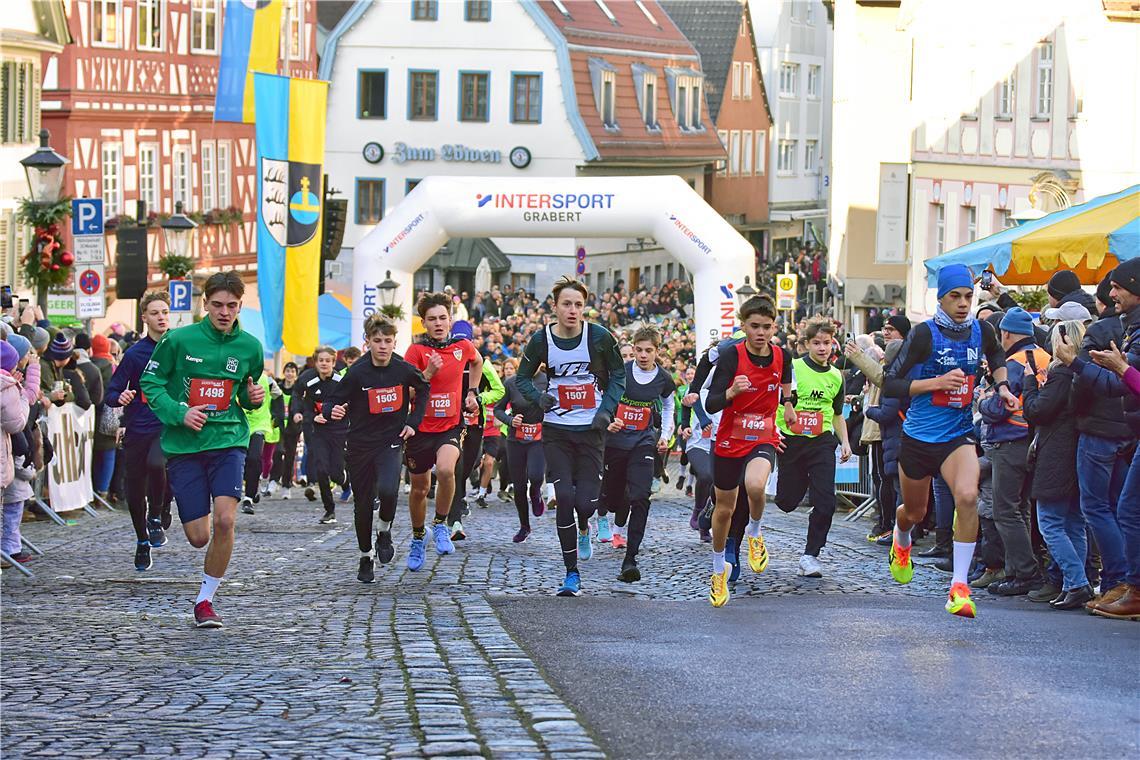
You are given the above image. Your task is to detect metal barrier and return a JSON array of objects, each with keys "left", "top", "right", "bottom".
[{"left": 840, "top": 454, "right": 878, "bottom": 522}]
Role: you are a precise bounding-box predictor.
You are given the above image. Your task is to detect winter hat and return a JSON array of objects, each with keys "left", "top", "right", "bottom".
[
  {"left": 451, "top": 320, "right": 474, "bottom": 340},
  {"left": 999, "top": 307, "right": 1035, "bottom": 337},
  {"left": 886, "top": 314, "right": 911, "bottom": 338},
  {"left": 1110, "top": 258, "right": 1140, "bottom": 297},
  {"left": 91, "top": 334, "right": 113, "bottom": 360},
  {"left": 1043, "top": 301, "right": 1093, "bottom": 322},
  {"left": 19, "top": 324, "right": 49, "bottom": 352},
  {"left": 976, "top": 301, "right": 1003, "bottom": 319},
  {"left": 46, "top": 331, "right": 75, "bottom": 361},
  {"left": 937, "top": 264, "right": 974, "bottom": 299},
  {"left": 1046, "top": 269, "right": 1082, "bottom": 301},
  {"left": 1096, "top": 273, "right": 1115, "bottom": 309},
  {"left": 7, "top": 332, "right": 32, "bottom": 362},
  {"left": 0, "top": 340, "right": 17, "bottom": 373},
  {"left": 73, "top": 332, "right": 92, "bottom": 351}
]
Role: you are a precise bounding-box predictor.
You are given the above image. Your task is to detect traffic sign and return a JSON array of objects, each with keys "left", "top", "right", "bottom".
[
  {"left": 776, "top": 273, "right": 798, "bottom": 311},
  {"left": 169, "top": 280, "right": 192, "bottom": 312},
  {"left": 72, "top": 199, "right": 104, "bottom": 236},
  {"left": 576, "top": 261, "right": 586, "bottom": 275},
  {"left": 75, "top": 264, "right": 106, "bottom": 319},
  {"left": 74, "top": 235, "right": 104, "bottom": 265}
]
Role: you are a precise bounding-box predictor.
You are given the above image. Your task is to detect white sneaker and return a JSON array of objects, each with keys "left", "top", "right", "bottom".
[
  {"left": 403, "top": 483, "right": 412, "bottom": 494},
  {"left": 281, "top": 488, "right": 292, "bottom": 500},
  {"left": 267, "top": 480, "right": 278, "bottom": 496},
  {"left": 259, "top": 478, "right": 270, "bottom": 496},
  {"left": 651, "top": 478, "right": 662, "bottom": 494},
  {"left": 799, "top": 554, "right": 823, "bottom": 578}
]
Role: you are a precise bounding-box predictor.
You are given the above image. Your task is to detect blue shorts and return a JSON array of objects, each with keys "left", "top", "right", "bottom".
[{"left": 166, "top": 447, "right": 245, "bottom": 523}]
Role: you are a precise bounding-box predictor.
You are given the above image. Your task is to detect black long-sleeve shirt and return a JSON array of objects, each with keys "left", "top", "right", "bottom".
[
  {"left": 882, "top": 320, "right": 1004, "bottom": 399},
  {"left": 705, "top": 345, "right": 793, "bottom": 414},
  {"left": 494, "top": 373, "right": 548, "bottom": 427},
  {"left": 325, "top": 355, "right": 428, "bottom": 450}
]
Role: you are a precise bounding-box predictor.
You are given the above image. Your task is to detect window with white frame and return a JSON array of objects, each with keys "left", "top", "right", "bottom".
[
  {"left": 732, "top": 62, "right": 742, "bottom": 100},
  {"left": 0, "top": 61, "right": 39, "bottom": 144},
  {"left": 965, "top": 206, "right": 977, "bottom": 243},
  {"left": 670, "top": 72, "right": 703, "bottom": 130},
  {"left": 677, "top": 81, "right": 690, "bottom": 129},
  {"left": 101, "top": 143, "right": 122, "bottom": 217},
  {"left": 743, "top": 62, "right": 753, "bottom": 99},
  {"left": 755, "top": 130, "right": 766, "bottom": 175},
  {"left": 804, "top": 139, "right": 817, "bottom": 173},
  {"left": 172, "top": 146, "right": 191, "bottom": 210},
  {"left": 717, "top": 130, "right": 728, "bottom": 177},
  {"left": 92, "top": 0, "right": 121, "bottom": 47},
  {"left": 998, "top": 69, "right": 1015, "bottom": 118},
  {"left": 807, "top": 65, "right": 820, "bottom": 99},
  {"left": 137, "top": 0, "right": 163, "bottom": 51},
  {"left": 777, "top": 139, "right": 796, "bottom": 173},
  {"left": 191, "top": 0, "right": 219, "bottom": 53},
  {"left": 1035, "top": 40, "right": 1053, "bottom": 117},
  {"left": 741, "top": 130, "right": 753, "bottom": 175},
  {"left": 601, "top": 70, "right": 617, "bottom": 128},
  {"left": 728, "top": 131, "right": 741, "bottom": 176},
  {"left": 935, "top": 204, "right": 945, "bottom": 254},
  {"left": 138, "top": 145, "right": 158, "bottom": 213},
  {"left": 689, "top": 79, "right": 702, "bottom": 128},
  {"left": 779, "top": 63, "right": 798, "bottom": 97},
  {"left": 642, "top": 74, "right": 658, "bottom": 129},
  {"left": 201, "top": 142, "right": 216, "bottom": 211},
  {"left": 217, "top": 142, "right": 232, "bottom": 208}
]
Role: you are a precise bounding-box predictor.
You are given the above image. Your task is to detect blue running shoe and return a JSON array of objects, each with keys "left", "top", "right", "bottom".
[
  {"left": 339, "top": 486, "right": 352, "bottom": 502},
  {"left": 433, "top": 523, "right": 455, "bottom": 555},
  {"left": 578, "top": 531, "right": 593, "bottom": 561},
  {"left": 147, "top": 517, "right": 168, "bottom": 548},
  {"left": 597, "top": 515, "right": 613, "bottom": 543},
  {"left": 726, "top": 537, "right": 741, "bottom": 583},
  {"left": 407, "top": 538, "right": 426, "bottom": 571},
  {"left": 557, "top": 570, "right": 582, "bottom": 597}
]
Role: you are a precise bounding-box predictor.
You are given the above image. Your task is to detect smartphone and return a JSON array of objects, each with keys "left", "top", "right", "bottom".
[
  {"left": 0, "top": 285, "right": 12, "bottom": 309},
  {"left": 18, "top": 297, "right": 30, "bottom": 309},
  {"left": 981, "top": 271, "right": 993, "bottom": 289},
  {"left": 1059, "top": 324, "right": 1067, "bottom": 340}
]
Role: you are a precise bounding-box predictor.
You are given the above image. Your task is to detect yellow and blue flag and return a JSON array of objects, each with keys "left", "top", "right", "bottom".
[
  {"left": 254, "top": 73, "right": 328, "bottom": 355},
  {"left": 215, "top": 0, "right": 282, "bottom": 123}
]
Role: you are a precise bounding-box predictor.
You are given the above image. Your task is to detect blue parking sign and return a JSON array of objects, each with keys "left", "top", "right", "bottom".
[
  {"left": 72, "top": 199, "right": 104, "bottom": 236},
  {"left": 169, "top": 280, "right": 192, "bottom": 312}
]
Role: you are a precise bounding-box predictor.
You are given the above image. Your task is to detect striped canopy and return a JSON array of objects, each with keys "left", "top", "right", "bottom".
[{"left": 925, "top": 184, "right": 1139, "bottom": 287}]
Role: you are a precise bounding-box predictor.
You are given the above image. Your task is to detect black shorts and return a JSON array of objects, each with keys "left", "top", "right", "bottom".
[
  {"left": 404, "top": 426, "right": 463, "bottom": 475},
  {"left": 482, "top": 435, "right": 502, "bottom": 459},
  {"left": 713, "top": 444, "right": 777, "bottom": 491},
  {"left": 898, "top": 433, "right": 976, "bottom": 481}
]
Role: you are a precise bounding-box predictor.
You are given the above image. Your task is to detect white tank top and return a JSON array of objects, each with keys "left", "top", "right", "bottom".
[{"left": 544, "top": 323, "right": 602, "bottom": 427}]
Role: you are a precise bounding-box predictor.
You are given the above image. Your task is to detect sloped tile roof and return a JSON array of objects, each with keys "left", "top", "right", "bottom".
[{"left": 658, "top": 1, "right": 745, "bottom": 122}]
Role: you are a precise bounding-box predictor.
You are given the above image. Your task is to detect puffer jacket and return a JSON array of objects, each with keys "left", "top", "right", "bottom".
[
  {"left": 1022, "top": 364, "right": 1079, "bottom": 502},
  {"left": 1073, "top": 306, "right": 1130, "bottom": 440},
  {"left": 1, "top": 372, "right": 31, "bottom": 489},
  {"left": 844, "top": 349, "right": 884, "bottom": 443}
]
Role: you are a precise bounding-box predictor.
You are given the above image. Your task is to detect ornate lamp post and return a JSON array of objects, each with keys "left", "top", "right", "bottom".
[
  {"left": 378, "top": 270, "right": 403, "bottom": 321},
  {"left": 17, "top": 129, "right": 71, "bottom": 312},
  {"left": 734, "top": 275, "right": 758, "bottom": 306}
]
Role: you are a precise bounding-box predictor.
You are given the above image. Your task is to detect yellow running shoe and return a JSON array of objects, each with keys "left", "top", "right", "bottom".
[
  {"left": 888, "top": 539, "right": 913, "bottom": 584},
  {"left": 746, "top": 533, "right": 769, "bottom": 574},
  {"left": 945, "top": 582, "right": 977, "bottom": 619},
  {"left": 709, "top": 566, "right": 731, "bottom": 607}
]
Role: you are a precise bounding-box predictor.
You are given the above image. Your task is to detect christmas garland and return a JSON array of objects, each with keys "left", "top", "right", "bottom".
[{"left": 16, "top": 197, "right": 74, "bottom": 291}]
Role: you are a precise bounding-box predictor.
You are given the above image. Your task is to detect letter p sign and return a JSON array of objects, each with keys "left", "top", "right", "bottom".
[{"left": 72, "top": 199, "right": 104, "bottom": 236}]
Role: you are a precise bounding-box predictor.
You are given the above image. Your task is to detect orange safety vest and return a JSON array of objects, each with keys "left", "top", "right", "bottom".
[{"left": 1009, "top": 348, "right": 1051, "bottom": 428}]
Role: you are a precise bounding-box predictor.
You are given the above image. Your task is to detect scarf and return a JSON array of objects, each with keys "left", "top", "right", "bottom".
[
  {"left": 933, "top": 307, "right": 972, "bottom": 334},
  {"left": 420, "top": 334, "right": 460, "bottom": 350}
]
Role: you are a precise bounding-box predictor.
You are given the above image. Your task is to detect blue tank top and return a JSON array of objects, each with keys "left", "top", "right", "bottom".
[{"left": 903, "top": 320, "right": 981, "bottom": 444}]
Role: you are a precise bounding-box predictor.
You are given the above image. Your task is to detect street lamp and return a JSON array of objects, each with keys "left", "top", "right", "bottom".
[
  {"left": 734, "top": 275, "right": 758, "bottom": 306},
  {"left": 20, "top": 129, "right": 69, "bottom": 204},
  {"left": 161, "top": 201, "right": 198, "bottom": 257},
  {"left": 378, "top": 270, "right": 400, "bottom": 307}
]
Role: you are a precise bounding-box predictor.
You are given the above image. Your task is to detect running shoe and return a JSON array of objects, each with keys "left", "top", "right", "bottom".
[
  {"left": 618, "top": 558, "right": 641, "bottom": 583},
  {"left": 358, "top": 556, "right": 375, "bottom": 584},
  {"left": 651, "top": 478, "right": 662, "bottom": 494},
  {"left": 147, "top": 518, "right": 168, "bottom": 548},
  {"left": 407, "top": 538, "right": 426, "bottom": 571},
  {"left": 305, "top": 487, "right": 317, "bottom": 502},
  {"left": 134, "top": 541, "right": 152, "bottom": 571},
  {"left": 726, "top": 538, "right": 741, "bottom": 583},
  {"left": 889, "top": 539, "right": 914, "bottom": 584},
  {"left": 875, "top": 532, "right": 893, "bottom": 547},
  {"left": 433, "top": 523, "right": 455, "bottom": 555},
  {"left": 162, "top": 510, "right": 172, "bottom": 530},
  {"left": 376, "top": 531, "right": 395, "bottom": 564},
  {"left": 746, "top": 532, "right": 769, "bottom": 574},
  {"left": 689, "top": 510, "right": 700, "bottom": 532},
  {"left": 339, "top": 486, "right": 352, "bottom": 502},
  {"left": 799, "top": 554, "right": 823, "bottom": 578},
  {"left": 557, "top": 570, "right": 582, "bottom": 597},
  {"left": 685, "top": 484, "right": 693, "bottom": 498},
  {"left": 531, "top": 495, "right": 546, "bottom": 518},
  {"left": 266, "top": 481, "right": 278, "bottom": 497},
  {"left": 194, "top": 600, "right": 223, "bottom": 628},
  {"left": 281, "top": 488, "right": 292, "bottom": 500},
  {"left": 259, "top": 478, "right": 270, "bottom": 496},
  {"left": 451, "top": 521, "right": 467, "bottom": 542},
  {"left": 497, "top": 490, "right": 512, "bottom": 503},
  {"left": 578, "top": 531, "right": 593, "bottom": 561},
  {"left": 476, "top": 495, "right": 488, "bottom": 508},
  {"left": 597, "top": 516, "right": 613, "bottom": 543},
  {"left": 709, "top": 566, "right": 731, "bottom": 607},
  {"left": 240, "top": 497, "right": 255, "bottom": 515},
  {"left": 611, "top": 532, "right": 627, "bottom": 549},
  {"left": 675, "top": 476, "right": 685, "bottom": 491},
  {"left": 512, "top": 527, "right": 532, "bottom": 544},
  {"left": 403, "top": 483, "right": 412, "bottom": 494},
  {"left": 700, "top": 529, "right": 712, "bottom": 543},
  {"left": 319, "top": 510, "right": 337, "bottom": 524},
  {"left": 945, "top": 582, "right": 977, "bottom": 619}
]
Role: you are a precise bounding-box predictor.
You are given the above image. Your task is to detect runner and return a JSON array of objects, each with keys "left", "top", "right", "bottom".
[
  {"left": 601, "top": 326, "right": 675, "bottom": 582},
  {"left": 295, "top": 346, "right": 349, "bottom": 524},
  {"left": 327, "top": 315, "right": 428, "bottom": 582},
  {"left": 494, "top": 363, "right": 548, "bottom": 543},
  {"left": 272, "top": 362, "right": 301, "bottom": 498},
  {"left": 239, "top": 373, "right": 279, "bottom": 515},
  {"left": 469, "top": 361, "right": 507, "bottom": 509},
  {"left": 704, "top": 295, "right": 793, "bottom": 607},
  {"left": 403, "top": 293, "right": 483, "bottom": 564},
  {"left": 105, "top": 290, "right": 173, "bottom": 571},
  {"left": 139, "top": 272, "right": 266, "bottom": 628},
  {"left": 774, "top": 317, "right": 852, "bottom": 577},
  {"left": 679, "top": 344, "right": 720, "bottom": 545},
  {"left": 516, "top": 276, "right": 625, "bottom": 597},
  {"left": 882, "top": 264, "right": 1016, "bottom": 619}
]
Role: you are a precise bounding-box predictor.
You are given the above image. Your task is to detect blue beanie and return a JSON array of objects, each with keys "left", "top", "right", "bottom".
[
  {"left": 451, "top": 320, "right": 474, "bottom": 340},
  {"left": 999, "top": 307, "right": 1035, "bottom": 337},
  {"left": 937, "top": 264, "right": 974, "bottom": 299},
  {"left": 6, "top": 333, "right": 32, "bottom": 361}
]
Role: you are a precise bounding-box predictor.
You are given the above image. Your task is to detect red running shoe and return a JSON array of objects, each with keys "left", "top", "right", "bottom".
[{"left": 194, "top": 600, "right": 223, "bottom": 628}]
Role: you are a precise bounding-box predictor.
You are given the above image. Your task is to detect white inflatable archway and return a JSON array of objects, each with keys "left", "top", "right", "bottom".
[{"left": 352, "top": 175, "right": 754, "bottom": 350}]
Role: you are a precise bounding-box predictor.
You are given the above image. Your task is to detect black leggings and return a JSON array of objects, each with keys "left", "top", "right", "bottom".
[
  {"left": 244, "top": 432, "right": 265, "bottom": 499},
  {"left": 543, "top": 426, "right": 604, "bottom": 571},
  {"left": 506, "top": 439, "right": 544, "bottom": 529},
  {"left": 346, "top": 444, "right": 404, "bottom": 553},
  {"left": 601, "top": 444, "right": 656, "bottom": 560},
  {"left": 306, "top": 429, "right": 346, "bottom": 510},
  {"left": 272, "top": 430, "right": 300, "bottom": 487},
  {"left": 122, "top": 429, "right": 170, "bottom": 542},
  {"left": 449, "top": 425, "right": 483, "bottom": 525},
  {"left": 687, "top": 447, "right": 714, "bottom": 520}
]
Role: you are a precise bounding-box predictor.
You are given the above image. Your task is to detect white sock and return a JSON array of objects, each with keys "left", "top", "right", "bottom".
[
  {"left": 746, "top": 518, "right": 761, "bottom": 538},
  {"left": 361, "top": 550, "right": 374, "bottom": 559},
  {"left": 377, "top": 519, "right": 392, "bottom": 534},
  {"left": 713, "top": 550, "right": 726, "bottom": 574},
  {"left": 196, "top": 573, "right": 222, "bottom": 605},
  {"left": 952, "top": 541, "right": 976, "bottom": 587},
  {"left": 893, "top": 525, "right": 912, "bottom": 549},
  {"left": 613, "top": 524, "right": 624, "bottom": 537}
]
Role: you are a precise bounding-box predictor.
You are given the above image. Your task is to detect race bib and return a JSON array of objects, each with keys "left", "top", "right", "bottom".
[
  {"left": 368, "top": 385, "right": 403, "bottom": 415},
  {"left": 702, "top": 424, "right": 713, "bottom": 439},
  {"left": 730, "top": 412, "right": 774, "bottom": 442},
  {"left": 790, "top": 411, "right": 824, "bottom": 435},
  {"left": 517, "top": 422, "right": 542, "bottom": 442},
  {"left": 558, "top": 383, "right": 597, "bottom": 410},
  {"left": 429, "top": 392, "right": 456, "bottom": 418},
  {"left": 615, "top": 403, "right": 651, "bottom": 431},
  {"left": 188, "top": 378, "right": 232, "bottom": 411},
  {"left": 314, "top": 401, "right": 324, "bottom": 415},
  {"left": 932, "top": 376, "right": 976, "bottom": 408}
]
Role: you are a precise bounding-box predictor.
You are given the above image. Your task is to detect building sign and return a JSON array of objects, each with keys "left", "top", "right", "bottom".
[
  {"left": 875, "top": 162, "right": 908, "bottom": 264},
  {"left": 776, "top": 273, "right": 798, "bottom": 311},
  {"left": 474, "top": 191, "right": 615, "bottom": 224},
  {"left": 392, "top": 142, "right": 503, "bottom": 165},
  {"left": 862, "top": 284, "right": 906, "bottom": 305}
]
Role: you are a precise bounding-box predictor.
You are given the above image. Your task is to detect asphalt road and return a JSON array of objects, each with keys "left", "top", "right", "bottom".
[{"left": 492, "top": 594, "right": 1140, "bottom": 759}]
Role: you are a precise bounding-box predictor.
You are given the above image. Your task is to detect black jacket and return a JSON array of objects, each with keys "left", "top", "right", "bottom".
[
  {"left": 1073, "top": 307, "right": 1131, "bottom": 440},
  {"left": 997, "top": 289, "right": 1096, "bottom": 351},
  {"left": 1022, "top": 364, "right": 1080, "bottom": 502}
]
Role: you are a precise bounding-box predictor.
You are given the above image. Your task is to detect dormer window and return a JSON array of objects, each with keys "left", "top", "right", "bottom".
[
  {"left": 666, "top": 68, "right": 704, "bottom": 131},
  {"left": 589, "top": 57, "right": 619, "bottom": 130},
  {"left": 631, "top": 63, "right": 659, "bottom": 131}
]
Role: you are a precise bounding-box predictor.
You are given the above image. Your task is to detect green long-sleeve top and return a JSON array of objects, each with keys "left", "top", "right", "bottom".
[{"left": 140, "top": 317, "right": 265, "bottom": 456}]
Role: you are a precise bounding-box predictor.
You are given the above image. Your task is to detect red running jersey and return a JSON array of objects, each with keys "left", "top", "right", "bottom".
[
  {"left": 714, "top": 342, "right": 785, "bottom": 457},
  {"left": 404, "top": 339, "right": 479, "bottom": 433}
]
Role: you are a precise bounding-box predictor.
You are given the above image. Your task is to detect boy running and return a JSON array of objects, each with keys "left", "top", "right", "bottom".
[{"left": 295, "top": 346, "right": 349, "bottom": 524}]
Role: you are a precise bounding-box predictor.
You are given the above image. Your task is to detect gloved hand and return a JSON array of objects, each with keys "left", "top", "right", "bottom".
[
  {"left": 538, "top": 393, "right": 556, "bottom": 412},
  {"left": 591, "top": 411, "right": 613, "bottom": 431}
]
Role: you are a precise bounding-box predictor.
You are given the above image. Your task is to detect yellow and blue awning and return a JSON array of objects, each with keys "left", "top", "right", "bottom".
[{"left": 925, "top": 184, "right": 1139, "bottom": 287}]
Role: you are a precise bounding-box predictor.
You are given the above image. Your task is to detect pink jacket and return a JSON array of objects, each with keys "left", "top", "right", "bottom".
[
  {"left": 1, "top": 371, "right": 31, "bottom": 489},
  {"left": 1123, "top": 366, "right": 1140, "bottom": 399}
]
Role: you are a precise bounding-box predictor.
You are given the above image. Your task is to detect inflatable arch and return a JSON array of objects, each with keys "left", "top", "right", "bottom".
[{"left": 352, "top": 175, "right": 755, "bottom": 350}]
